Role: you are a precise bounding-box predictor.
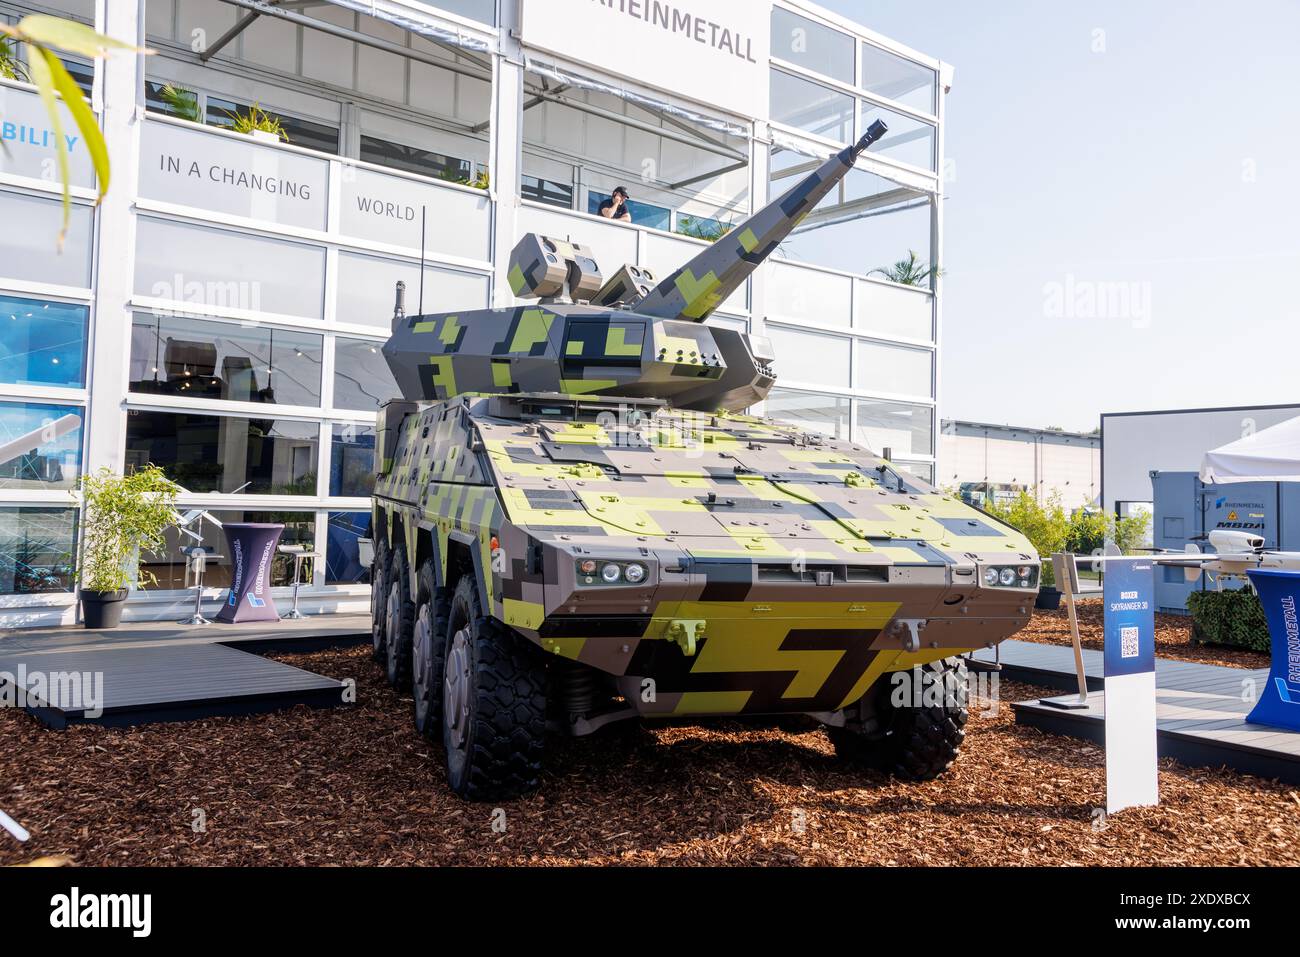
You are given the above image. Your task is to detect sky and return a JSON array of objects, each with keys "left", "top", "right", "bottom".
[{"left": 817, "top": 0, "right": 1300, "bottom": 432}]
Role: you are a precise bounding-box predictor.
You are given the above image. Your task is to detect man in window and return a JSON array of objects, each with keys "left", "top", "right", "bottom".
[{"left": 597, "top": 186, "right": 632, "bottom": 223}]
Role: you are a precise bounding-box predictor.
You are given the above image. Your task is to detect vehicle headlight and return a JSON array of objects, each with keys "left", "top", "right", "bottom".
[
  {"left": 578, "top": 559, "right": 597, "bottom": 575},
  {"left": 624, "top": 563, "right": 646, "bottom": 584},
  {"left": 984, "top": 567, "right": 1000, "bottom": 586},
  {"left": 600, "top": 562, "right": 622, "bottom": 583}
]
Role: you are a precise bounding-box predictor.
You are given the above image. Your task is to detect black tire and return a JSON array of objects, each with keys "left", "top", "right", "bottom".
[
  {"left": 441, "top": 575, "right": 547, "bottom": 800},
  {"left": 412, "top": 559, "right": 450, "bottom": 740},
  {"left": 827, "top": 656, "right": 968, "bottom": 781},
  {"left": 370, "top": 537, "right": 389, "bottom": 662},
  {"left": 384, "top": 548, "right": 415, "bottom": 690}
]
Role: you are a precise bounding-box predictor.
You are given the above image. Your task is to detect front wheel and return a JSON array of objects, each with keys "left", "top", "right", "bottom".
[
  {"left": 826, "top": 656, "right": 969, "bottom": 781},
  {"left": 441, "top": 575, "right": 547, "bottom": 801}
]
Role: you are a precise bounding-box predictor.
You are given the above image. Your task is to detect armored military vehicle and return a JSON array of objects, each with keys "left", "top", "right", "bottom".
[{"left": 367, "top": 120, "right": 1039, "bottom": 800}]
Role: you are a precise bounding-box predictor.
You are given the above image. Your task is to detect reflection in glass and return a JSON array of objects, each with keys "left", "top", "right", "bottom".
[
  {"left": 125, "top": 410, "right": 319, "bottom": 495},
  {"left": 0, "top": 506, "right": 77, "bottom": 594},
  {"left": 326, "top": 511, "right": 371, "bottom": 584},
  {"left": 0, "top": 401, "right": 83, "bottom": 490},
  {"left": 359, "top": 134, "right": 472, "bottom": 182},
  {"left": 897, "top": 461, "right": 935, "bottom": 484},
  {"left": 770, "top": 69, "right": 854, "bottom": 143},
  {"left": 770, "top": 8, "right": 854, "bottom": 83},
  {"left": 0, "top": 295, "right": 88, "bottom": 388},
  {"left": 142, "top": 510, "right": 316, "bottom": 590},
  {"left": 522, "top": 175, "right": 574, "bottom": 209},
  {"left": 330, "top": 424, "right": 375, "bottom": 497},
  {"left": 129, "top": 314, "right": 322, "bottom": 407},
  {"left": 860, "top": 41, "right": 936, "bottom": 114},
  {"left": 333, "top": 337, "right": 400, "bottom": 412},
  {"left": 765, "top": 388, "right": 850, "bottom": 440},
  {"left": 854, "top": 399, "right": 933, "bottom": 457}
]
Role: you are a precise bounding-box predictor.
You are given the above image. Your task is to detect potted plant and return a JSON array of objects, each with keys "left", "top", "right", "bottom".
[
  {"left": 225, "top": 102, "right": 288, "bottom": 144},
  {"left": 75, "top": 465, "right": 180, "bottom": 628},
  {"left": 868, "top": 250, "right": 943, "bottom": 288}
]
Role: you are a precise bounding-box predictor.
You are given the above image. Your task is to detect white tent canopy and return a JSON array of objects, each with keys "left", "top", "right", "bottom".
[{"left": 1200, "top": 415, "right": 1300, "bottom": 484}]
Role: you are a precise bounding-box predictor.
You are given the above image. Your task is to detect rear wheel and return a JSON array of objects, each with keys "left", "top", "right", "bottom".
[
  {"left": 827, "top": 656, "right": 969, "bottom": 781},
  {"left": 442, "top": 575, "right": 547, "bottom": 800},
  {"left": 411, "top": 559, "right": 449, "bottom": 739},
  {"left": 370, "top": 537, "right": 389, "bottom": 661},
  {"left": 384, "top": 548, "right": 415, "bottom": 689}
]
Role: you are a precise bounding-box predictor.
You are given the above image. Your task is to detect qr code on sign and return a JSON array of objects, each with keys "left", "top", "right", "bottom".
[{"left": 1120, "top": 626, "right": 1139, "bottom": 659}]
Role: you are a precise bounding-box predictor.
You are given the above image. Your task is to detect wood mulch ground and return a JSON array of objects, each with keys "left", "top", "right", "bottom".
[
  {"left": 1, "top": 643, "right": 1296, "bottom": 866},
  {"left": 1019, "top": 601, "right": 1270, "bottom": 670}
]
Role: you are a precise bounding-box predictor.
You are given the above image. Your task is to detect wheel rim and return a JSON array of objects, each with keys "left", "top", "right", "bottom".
[
  {"left": 413, "top": 607, "right": 431, "bottom": 721},
  {"left": 444, "top": 626, "right": 472, "bottom": 752}
]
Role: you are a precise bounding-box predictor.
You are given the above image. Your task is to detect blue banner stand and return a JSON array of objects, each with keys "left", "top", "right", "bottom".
[
  {"left": 1103, "top": 557, "right": 1159, "bottom": 814},
  {"left": 1244, "top": 568, "right": 1300, "bottom": 732},
  {"left": 216, "top": 523, "right": 284, "bottom": 624}
]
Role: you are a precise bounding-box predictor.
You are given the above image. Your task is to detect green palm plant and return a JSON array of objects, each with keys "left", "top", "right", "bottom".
[
  {"left": 158, "top": 82, "right": 200, "bottom": 122},
  {"left": 869, "top": 249, "right": 943, "bottom": 287}
]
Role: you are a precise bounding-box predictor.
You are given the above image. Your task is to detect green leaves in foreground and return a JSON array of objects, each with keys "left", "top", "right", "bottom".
[{"left": 0, "top": 14, "right": 141, "bottom": 248}]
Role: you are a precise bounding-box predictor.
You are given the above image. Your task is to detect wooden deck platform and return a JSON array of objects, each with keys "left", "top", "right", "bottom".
[
  {"left": 975, "top": 640, "right": 1297, "bottom": 784},
  {"left": 0, "top": 614, "right": 367, "bottom": 729}
]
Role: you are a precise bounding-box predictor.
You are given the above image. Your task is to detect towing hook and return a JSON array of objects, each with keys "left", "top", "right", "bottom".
[{"left": 893, "top": 618, "right": 927, "bottom": 653}]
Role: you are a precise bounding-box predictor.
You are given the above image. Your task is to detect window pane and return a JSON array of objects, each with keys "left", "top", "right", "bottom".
[
  {"left": 854, "top": 398, "right": 933, "bottom": 456},
  {"left": 896, "top": 460, "right": 935, "bottom": 484},
  {"left": 206, "top": 96, "right": 339, "bottom": 154},
  {"left": 431, "top": 0, "right": 495, "bottom": 24},
  {"left": 330, "top": 423, "right": 375, "bottom": 497},
  {"left": 676, "top": 213, "right": 732, "bottom": 241},
  {"left": 0, "top": 401, "right": 83, "bottom": 490},
  {"left": 359, "top": 134, "right": 471, "bottom": 182},
  {"left": 0, "top": 191, "right": 93, "bottom": 287},
  {"left": 860, "top": 102, "right": 935, "bottom": 171},
  {"left": 770, "top": 69, "right": 854, "bottom": 142},
  {"left": 855, "top": 340, "right": 933, "bottom": 397},
  {"left": 142, "top": 510, "right": 316, "bottom": 590},
  {"left": 334, "top": 337, "right": 400, "bottom": 412},
  {"left": 861, "top": 41, "right": 936, "bottom": 114},
  {"left": 766, "top": 388, "right": 850, "bottom": 440},
  {"left": 522, "top": 175, "right": 573, "bottom": 209},
  {"left": 0, "top": 506, "right": 77, "bottom": 594},
  {"left": 135, "top": 217, "right": 327, "bottom": 319},
  {"left": 766, "top": 326, "right": 850, "bottom": 386},
  {"left": 129, "top": 313, "right": 322, "bottom": 407},
  {"left": 334, "top": 252, "right": 490, "bottom": 329},
  {"left": 586, "top": 191, "right": 670, "bottom": 232},
  {"left": 771, "top": 8, "right": 854, "bottom": 84},
  {"left": 326, "top": 511, "right": 372, "bottom": 584},
  {"left": 0, "top": 295, "right": 88, "bottom": 387},
  {"left": 125, "top": 410, "right": 320, "bottom": 495}
]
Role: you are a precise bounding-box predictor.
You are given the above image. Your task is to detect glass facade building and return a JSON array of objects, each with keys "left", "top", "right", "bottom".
[{"left": 0, "top": 0, "right": 944, "bottom": 626}]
